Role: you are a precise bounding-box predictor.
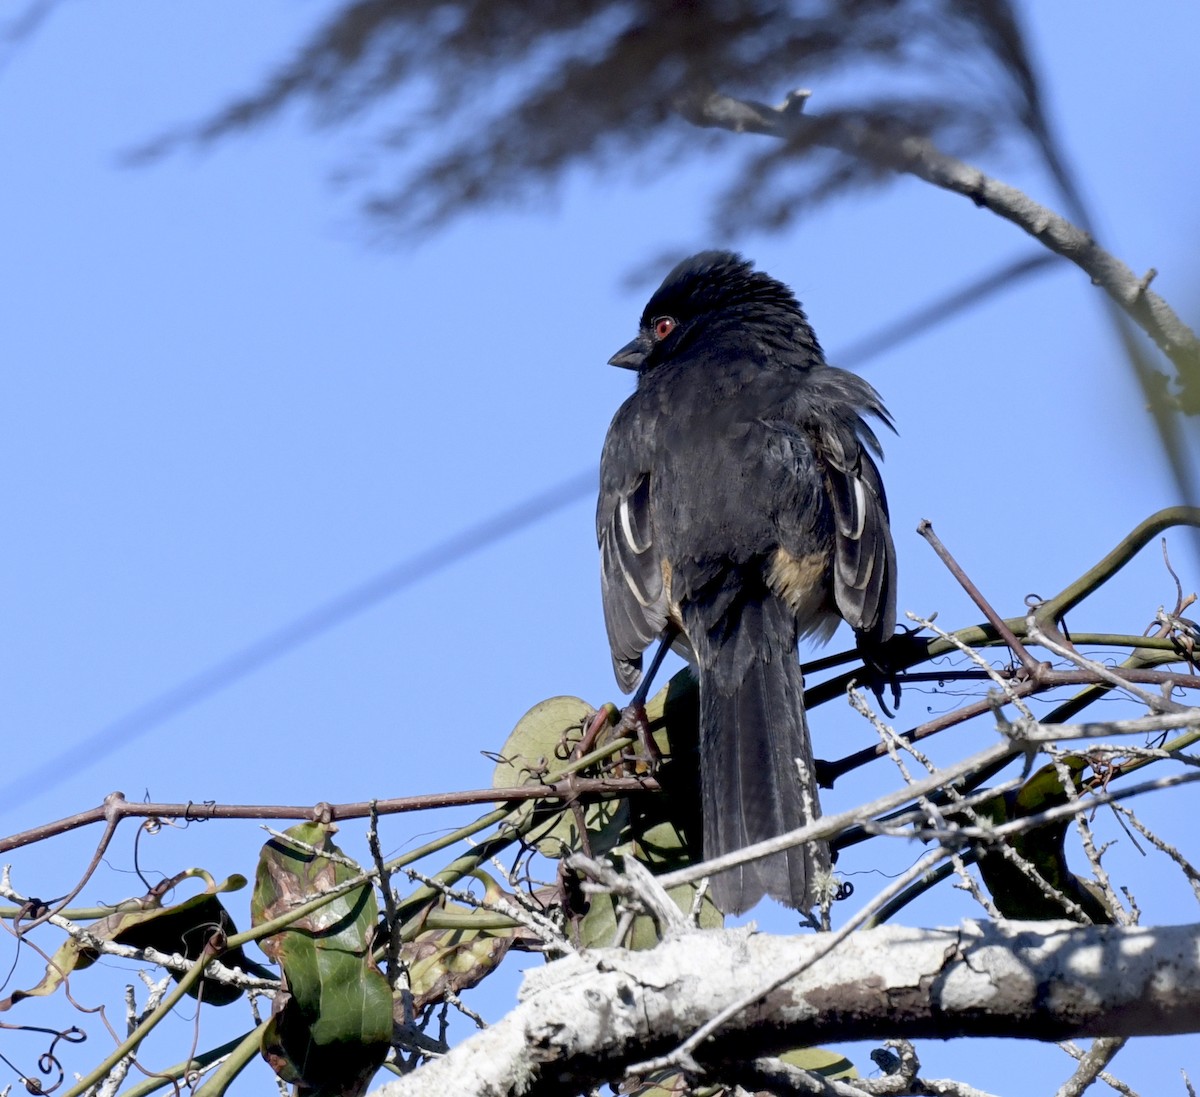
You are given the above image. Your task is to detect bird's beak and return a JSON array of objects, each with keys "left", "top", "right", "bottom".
[{"left": 608, "top": 334, "right": 650, "bottom": 370}]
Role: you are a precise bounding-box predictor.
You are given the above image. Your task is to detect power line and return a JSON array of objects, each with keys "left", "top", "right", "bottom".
[
  {"left": 1, "top": 250, "right": 1060, "bottom": 820},
  {"left": 0, "top": 468, "right": 597, "bottom": 816},
  {"left": 834, "top": 253, "right": 1057, "bottom": 369}
]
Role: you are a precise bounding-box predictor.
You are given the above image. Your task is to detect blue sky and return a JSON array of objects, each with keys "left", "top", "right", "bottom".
[{"left": 2, "top": 3, "right": 1198, "bottom": 1094}]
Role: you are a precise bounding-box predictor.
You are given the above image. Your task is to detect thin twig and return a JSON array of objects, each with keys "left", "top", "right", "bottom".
[
  {"left": 1010, "top": 710, "right": 1200, "bottom": 743},
  {"left": 906, "top": 612, "right": 1035, "bottom": 722},
  {"left": 400, "top": 864, "right": 571, "bottom": 956},
  {"left": 0, "top": 762, "right": 652, "bottom": 855},
  {"left": 0, "top": 872, "right": 279, "bottom": 992},
  {"left": 918, "top": 521, "right": 1040, "bottom": 674},
  {"left": 850, "top": 688, "right": 1000, "bottom": 919},
  {"left": 1026, "top": 617, "right": 1188, "bottom": 715},
  {"left": 368, "top": 801, "right": 403, "bottom": 991},
  {"left": 1109, "top": 802, "right": 1200, "bottom": 906},
  {"left": 93, "top": 975, "right": 173, "bottom": 1097},
  {"left": 1056, "top": 1039, "right": 1137, "bottom": 1097},
  {"left": 654, "top": 739, "right": 1019, "bottom": 894},
  {"left": 1048, "top": 748, "right": 1131, "bottom": 926}
]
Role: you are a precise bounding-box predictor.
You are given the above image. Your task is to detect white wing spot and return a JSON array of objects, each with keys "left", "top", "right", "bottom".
[
  {"left": 849, "top": 478, "right": 867, "bottom": 539},
  {"left": 619, "top": 495, "right": 652, "bottom": 553}
]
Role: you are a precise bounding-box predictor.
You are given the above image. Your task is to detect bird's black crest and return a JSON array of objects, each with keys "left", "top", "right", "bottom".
[{"left": 640, "top": 250, "right": 804, "bottom": 330}]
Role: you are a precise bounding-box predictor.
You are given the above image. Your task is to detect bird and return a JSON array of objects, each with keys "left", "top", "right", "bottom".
[{"left": 596, "top": 251, "right": 897, "bottom": 914}]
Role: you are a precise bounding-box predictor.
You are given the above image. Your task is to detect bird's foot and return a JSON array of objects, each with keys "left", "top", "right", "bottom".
[{"left": 614, "top": 701, "right": 661, "bottom": 774}]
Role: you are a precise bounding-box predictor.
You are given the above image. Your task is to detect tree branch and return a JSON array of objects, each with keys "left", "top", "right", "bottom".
[
  {"left": 677, "top": 89, "right": 1200, "bottom": 396},
  {"left": 368, "top": 920, "right": 1200, "bottom": 1097}
]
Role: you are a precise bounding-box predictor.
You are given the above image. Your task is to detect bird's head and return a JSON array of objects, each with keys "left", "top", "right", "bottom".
[{"left": 608, "top": 251, "right": 818, "bottom": 372}]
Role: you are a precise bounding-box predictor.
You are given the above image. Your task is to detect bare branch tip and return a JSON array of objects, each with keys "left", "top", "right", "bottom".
[{"left": 781, "top": 88, "right": 812, "bottom": 115}]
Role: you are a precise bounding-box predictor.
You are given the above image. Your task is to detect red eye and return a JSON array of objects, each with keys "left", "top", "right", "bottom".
[{"left": 653, "top": 316, "right": 676, "bottom": 340}]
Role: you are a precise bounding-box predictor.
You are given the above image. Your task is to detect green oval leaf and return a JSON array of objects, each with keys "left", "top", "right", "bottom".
[
  {"left": 253, "top": 823, "right": 391, "bottom": 1097},
  {"left": 780, "top": 1046, "right": 859, "bottom": 1079},
  {"left": 493, "top": 696, "right": 626, "bottom": 856}
]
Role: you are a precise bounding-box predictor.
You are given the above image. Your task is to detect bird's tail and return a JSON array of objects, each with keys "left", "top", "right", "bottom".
[{"left": 695, "top": 597, "right": 830, "bottom": 914}]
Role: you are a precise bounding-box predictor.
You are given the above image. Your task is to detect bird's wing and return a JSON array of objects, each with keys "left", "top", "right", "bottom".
[
  {"left": 819, "top": 421, "right": 896, "bottom": 645},
  {"left": 792, "top": 369, "right": 897, "bottom": 647},
  {"left": 597, "top": 409, "right": 670, "bottom": 692}
]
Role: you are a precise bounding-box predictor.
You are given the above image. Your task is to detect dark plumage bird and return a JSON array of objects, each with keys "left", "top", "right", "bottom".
[{"left": 597, "top": 251, "right": 897, "bottom": 914}]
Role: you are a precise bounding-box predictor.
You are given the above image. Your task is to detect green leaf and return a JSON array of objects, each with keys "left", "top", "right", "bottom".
[
  {"left": 492, "top": 695, "right": 627, "bottom": 857},
  {"left": 253, "top": 823, "right": 391, "bottom": 1097},
  {"left": 490, "top": 674, "right": 718, "bottom": 948},
  {"left": 578, "top": 844, "right": 723, "bottom": 950},
  {"left": 0, "top": 872, "right": 251, "bottom": 1011},
  {"left": 624, "top": 1051, "right": 853, "bottom": 1096},
  {"left": 779, "top": 1046, "right": 858, "bottom": 1079},
  {"left": 109, "top": 886, "right": 251, "bottom": 1007},
  {"left": 492, "top": 696, "right": 597, "bottom": 789},
  {"left": 500, "top": 673, "right": 716, "bottom": 945},
  {"left": 620, "top": 1071, "right": 693, "bottom": 1095},
  {"left": 973, "top": 758, "right": 1114, "bottom": 923},
  {"left": 401, "top": 874, "right": 516, "bottom": 1011}
]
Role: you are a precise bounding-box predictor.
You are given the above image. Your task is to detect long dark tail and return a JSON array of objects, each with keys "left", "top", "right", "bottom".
[{"left": 694, "top": 597, "right": 829, "bottom": 914}]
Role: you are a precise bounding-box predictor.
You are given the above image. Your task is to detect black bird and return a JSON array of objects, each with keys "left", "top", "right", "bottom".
[{"left": 597, "top": 251, "right": 897, "bottom": 914}]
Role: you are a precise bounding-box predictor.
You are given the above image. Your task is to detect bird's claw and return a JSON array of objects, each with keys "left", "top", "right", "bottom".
[{"left": 614, "top": 701, "right": 661, "bottom": 773}]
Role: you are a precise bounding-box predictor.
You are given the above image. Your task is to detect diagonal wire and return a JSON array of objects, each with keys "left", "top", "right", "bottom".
[
  {"left": 834, "top": 252, "right": 1056, "bottom": 368},
  {"left": 0, "top": 0, "right": 63, "bottom": 77},
  {"left": 0, "top": 251, "right": 1061, "bottom": 819},
  {"left": 0, "top": 469, "right": 596, "bottom": 815}
]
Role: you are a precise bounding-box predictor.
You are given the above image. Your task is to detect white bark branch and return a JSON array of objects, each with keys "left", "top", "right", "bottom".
[
  {"left": 369, "top": 919, "right": 1200, "bottom": 1097},
  {"left": 1012, "top": 709, "right": 1200, "bottom": 742}
]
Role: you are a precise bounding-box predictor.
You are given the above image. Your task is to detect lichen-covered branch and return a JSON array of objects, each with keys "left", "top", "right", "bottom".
[{"left": 369, "top": 920, "right": 1200, "bottom": 1097}]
